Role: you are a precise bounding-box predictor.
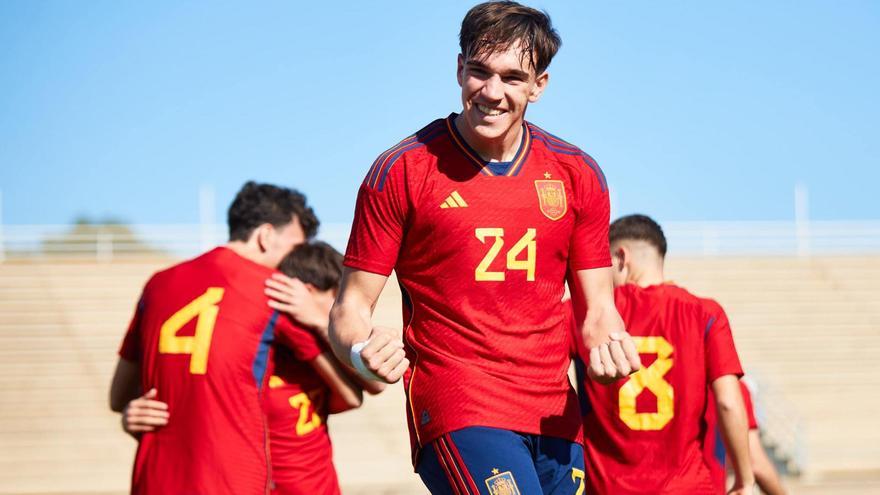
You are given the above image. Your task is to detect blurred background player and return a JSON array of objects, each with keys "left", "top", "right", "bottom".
[
  {"left": 265, "top": 241, "right": 385, "bottom": 495},
  {"left": 705, "top": 379, "right": 788, "bottom": 495},
  {"left": 120, "top": 239, "right": 384, "bottom": 494},
  {"left": 572, "top": 214, "right": 754, "bottom": 494},
  {"left": 329, "top": 2, "right": 640, "bottom": 493},
  {"left": 108, "top": 181, "right": 318, "bottom": 494}
]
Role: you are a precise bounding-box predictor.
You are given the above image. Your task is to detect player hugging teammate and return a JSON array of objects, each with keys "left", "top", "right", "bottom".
[{"left": 110, "top": 182, "right": 382, "bottom": 495}]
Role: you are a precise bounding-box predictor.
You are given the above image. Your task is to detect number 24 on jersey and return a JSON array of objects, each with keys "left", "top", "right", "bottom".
[{"left": 475, "top": 228, "right": 536, "bottom": 282}]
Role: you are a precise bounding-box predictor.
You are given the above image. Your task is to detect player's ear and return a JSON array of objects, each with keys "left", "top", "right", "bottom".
[
  {"left": 255, "top": 224, "right": 273, "bottom": 253},
  {"left": 528, "top": 71, "right": 549, "bottom": 103},
  {"left": 612, "top": 245, "right": 627, "bottom": 272},
  {"left": 456, "top": 54, "right": 465, "bottom": 87}
]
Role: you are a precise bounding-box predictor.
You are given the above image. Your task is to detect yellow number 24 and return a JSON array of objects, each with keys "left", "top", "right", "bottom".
[
  {"left": 474, "top": 228, "right": 536, "bottom": 282},
  {"left": 158, "top": 287, "right": 224, "bottom": 375}
]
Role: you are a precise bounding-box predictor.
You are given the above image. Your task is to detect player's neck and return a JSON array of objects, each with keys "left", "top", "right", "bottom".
[
  {"left": 627, "top": 265, "right": 665, "bottom": 288},
  {"left": 224, "top": 241, "right": 271, "bottom": 268},
  {"left": 454, "top": 113, "right": 524, "bottom": 162}
]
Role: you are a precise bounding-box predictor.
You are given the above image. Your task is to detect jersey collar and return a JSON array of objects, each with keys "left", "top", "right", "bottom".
[{"left": 445, "top": 113, "right": 531, "bottom": 177}]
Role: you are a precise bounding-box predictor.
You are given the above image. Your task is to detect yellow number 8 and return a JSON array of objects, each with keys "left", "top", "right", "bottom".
[{"left": 618, "top": 336, "right": 674, "bottom": 430}]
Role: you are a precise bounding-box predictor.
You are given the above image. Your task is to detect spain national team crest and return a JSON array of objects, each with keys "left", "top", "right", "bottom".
[
  {"left": 485, "top": 470, "right": 521, "bottom": 495},
  {"left": 534, "top": 180, "right": 567, "bottom": 221}
]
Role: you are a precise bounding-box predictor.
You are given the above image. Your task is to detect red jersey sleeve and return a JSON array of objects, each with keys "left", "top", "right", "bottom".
[
  {"left": 274, "top": 314, "right": 324, "bottom": 362},
  {"left": 703, "top": 300, "right": 744, "bottom": 382},
  {"left": 118, "top": 293, "right": 145, "bottom": 362},
  {"left": 569, "top": 155, "right": 611, "bottom": 271},
  {"left": 343, "top": 153, "right": 411, "bottom": 276},
  {"left": 740, "top": 380, "right": 759, "bottom": 430}
]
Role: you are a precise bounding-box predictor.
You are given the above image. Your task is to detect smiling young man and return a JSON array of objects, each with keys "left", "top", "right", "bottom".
[{"left": 329, "top": 2, "right": 640, "bottom": 494}]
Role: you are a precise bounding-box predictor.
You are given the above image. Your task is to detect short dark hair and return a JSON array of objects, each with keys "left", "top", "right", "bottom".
[
  {"left": 610, "top": 214, "right": 668, "bottom": 257},
  {"left": 278, "top": 241, "right": 343, "bottom": 292},
  {"left": 227, "top": 181, "right": 319, "bottom": 242},
  {"left": 459, "top": 1, "right": 561, "bottom": 75}
]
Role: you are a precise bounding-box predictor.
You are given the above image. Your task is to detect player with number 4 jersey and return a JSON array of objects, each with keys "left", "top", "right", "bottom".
[
  {"left": 119, "top": 248, "right": 312, "bottom": 494},
  {"left": 109, "top": 182, "right": 319, "bottom": 495},
  {"left": 572, "top": 215, "right": 754, "bottom": 495}
]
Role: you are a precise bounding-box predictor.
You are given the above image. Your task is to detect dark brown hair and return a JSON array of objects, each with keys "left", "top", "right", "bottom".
[
  {"left": 227, "top": 181, "right": 319, "bottom": 242},
  {"left": 610, "top": 214, "right": 668, "bottom": 257},
  {"left": 459, "top": 1, "right": 561, "bottom": 74},
  {"left": 278, "top": 241, "right": 343, "bottom": 292}
]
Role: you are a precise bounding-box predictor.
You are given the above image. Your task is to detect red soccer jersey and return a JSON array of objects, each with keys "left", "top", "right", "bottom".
[
  {"left": 345, "top": 114, "right": 610, "bottom": 463},
  {"left": 703, "top": 379, "right": 759, "bottom": 494},
  {"left": 118, "top": 247, "right": 304, "bottom": 495},
  {"left": 267, "top": 336, "right": 341, "bottom": 495},
  {"left": 572, "top": 283, "right": 743, "bottom": 495}
]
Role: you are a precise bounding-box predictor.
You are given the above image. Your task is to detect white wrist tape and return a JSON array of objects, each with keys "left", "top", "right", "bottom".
[{"left": 350, "top": 340, "right": 382, "bottom": 381}]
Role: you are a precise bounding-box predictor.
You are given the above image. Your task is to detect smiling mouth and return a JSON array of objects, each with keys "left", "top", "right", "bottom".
[{"left": 476, "top": 104, "right": 505, "bottom": 117}]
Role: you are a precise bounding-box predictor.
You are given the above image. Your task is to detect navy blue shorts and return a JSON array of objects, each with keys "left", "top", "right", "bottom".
[{"left": 416, "top": 426, "right": 586, "bottom": 495}]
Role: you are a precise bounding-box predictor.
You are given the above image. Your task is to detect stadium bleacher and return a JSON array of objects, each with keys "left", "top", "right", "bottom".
[{"left": 0, "top": 255, "right": 878, "bottom": 494}]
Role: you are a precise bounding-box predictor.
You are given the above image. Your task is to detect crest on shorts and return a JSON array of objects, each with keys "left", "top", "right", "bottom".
[
  {"left": 485, "top": 470, "right": 521, "bottom": 495},
  {"left": 534, "top": 180, "right": 567, "bottom": 221}
]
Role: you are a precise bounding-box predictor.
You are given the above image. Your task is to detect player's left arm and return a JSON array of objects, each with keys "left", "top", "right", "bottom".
[
  {"left": 309, "top": 352, "right": 366, "bottom": 413},
  {"left": 711, "top": 374, "right": 756, "bottom": 494},
  {"left": 328, "top": 268, "right": 409, "bottom": 384},
  {"left": 572, "top": 267, "right": 641, "bottom": 384},
  {"left": 749, "top": 429, "right": 787, "bottom": 495}
]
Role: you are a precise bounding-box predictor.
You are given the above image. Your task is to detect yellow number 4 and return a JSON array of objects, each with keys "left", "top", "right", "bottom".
[
  {"left": 158, "top": 287, "right": 224, "bottom": 375},
  {"left": 618, "top": 336, "right": 674, "bottom": 430},
  {"left": 475, "top": 228, "right": 536, "bottom": 282}
]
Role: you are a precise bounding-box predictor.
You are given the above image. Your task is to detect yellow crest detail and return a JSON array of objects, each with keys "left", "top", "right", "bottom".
[
  {"left": 534, "top": 180, "right": 567, "bottom": 220},
  {"left": 485, "top": 470, "right": 521, "bottom": 495}
]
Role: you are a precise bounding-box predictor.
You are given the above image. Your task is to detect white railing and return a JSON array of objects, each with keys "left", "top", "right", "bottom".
[
  {"left": 1, "top": 220, "right": 879, "bottom": 262},
  {"left": 0, "top": 223, "right": 352, "bottom": 262},
  {"left": 746, "top": 374, "right": 807, "bottom": 475},
  {"left": 665, "top": 220, "right": 880, "bottom": 256}
]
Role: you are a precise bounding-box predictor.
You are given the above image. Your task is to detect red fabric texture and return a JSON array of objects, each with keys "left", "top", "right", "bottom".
[{"left": 344, "top": 115, "right": 610, "bottom": 464}]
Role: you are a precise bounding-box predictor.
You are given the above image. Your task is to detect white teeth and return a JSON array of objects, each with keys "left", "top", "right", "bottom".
[{"left": 477, "top": 104, "right": 503, "bottom": 116}]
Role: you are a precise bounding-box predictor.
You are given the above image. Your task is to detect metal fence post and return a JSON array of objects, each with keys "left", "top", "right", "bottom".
[
  {"left": 795, "top": 183, "right": 811, "bottom": 257},
  {"left": 96, "top": 231, "right": 113, "bottom": 263}
]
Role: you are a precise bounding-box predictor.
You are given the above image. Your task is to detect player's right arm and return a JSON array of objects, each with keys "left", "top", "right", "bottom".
[
  {"left": 111, "top": 358, "right": 170, "bottom": 438},
  {"left": 571, "top": 268, "right": 641, "bottom": 384},
  {"left": 109, "top": 358, "right": 142, "bottom": 412},
  {"left": 711, "top": 375, "right": 756, "bottom": 494},
  {"left": 328, "top": 267, "right": 409, "bottom": 384},
  {"left": 111, "top": 291, "right": 147, "bottom": 412}
]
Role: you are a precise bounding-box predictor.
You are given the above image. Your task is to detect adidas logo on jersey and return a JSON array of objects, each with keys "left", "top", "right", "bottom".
[{"left": 440, "top": 191, "right": 468, "bottom": 209}]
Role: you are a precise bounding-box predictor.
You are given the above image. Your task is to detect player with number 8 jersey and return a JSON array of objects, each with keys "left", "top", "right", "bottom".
[
  {"left": 571, "top": 215, "right": 749, "bottom": 494},
  {"left": 345, "top": 111, "right": 610, "bottom": 459}
]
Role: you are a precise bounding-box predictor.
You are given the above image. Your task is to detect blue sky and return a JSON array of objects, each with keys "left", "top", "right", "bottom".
[{"left": 1, "top": 0, "right": 877, "bottom": 230}]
